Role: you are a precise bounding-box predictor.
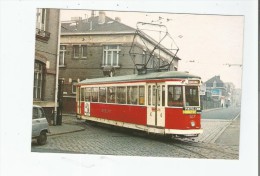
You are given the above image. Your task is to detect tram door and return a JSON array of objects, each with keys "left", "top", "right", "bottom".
[
  {"left": 147, "top": 84, "right": 165, "bottom": 127},
  {"left": 76, "top": 86, "right": 81, "bottom": 114}
]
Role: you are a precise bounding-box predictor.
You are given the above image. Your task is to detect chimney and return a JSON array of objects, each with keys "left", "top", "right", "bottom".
[
  {"left": 98, "top": 11, "right": 106, "bottom": 24},
  {"left": 115, "top": 17, "right": 121, "bottom": 23}
]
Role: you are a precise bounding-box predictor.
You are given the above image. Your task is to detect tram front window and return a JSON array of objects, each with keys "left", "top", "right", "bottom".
[
  {"left": 168, "top": 85, "right": 183, "bottom": 107},
  {"left": 185, "top": 86, "right": 199, "bottom": 106}
]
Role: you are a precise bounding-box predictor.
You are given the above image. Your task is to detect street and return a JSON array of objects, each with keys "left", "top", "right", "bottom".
[
  {"left": 201, "top": 106, "right": 241, "bottom": 120},
  {"left": 32, "top": 107, "right": 240, "bottom": 159}
]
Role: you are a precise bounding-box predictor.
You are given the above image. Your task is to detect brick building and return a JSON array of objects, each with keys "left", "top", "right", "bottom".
[
  {"left": 60, "top": 11, "right": 180, "bottom": 113},
  {"left": 33, "top": 8, "right": 60, "bottom": 122}
]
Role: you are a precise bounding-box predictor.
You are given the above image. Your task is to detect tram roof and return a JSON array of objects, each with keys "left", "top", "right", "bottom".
[{"left": 78, "top": 71, "right": 201, "bottom": 85}]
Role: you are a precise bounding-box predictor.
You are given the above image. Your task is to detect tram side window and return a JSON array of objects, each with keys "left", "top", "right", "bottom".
[
  {"left": 127, "top": 86, "right": 138, "bottom": 105},
  {"left": 107, "top": 87, "right": 115, "bottom": 103},
  {"left": 116, "top": 87, "right": 126, "bottom": 104},
  {"left": 92, "top": 87, "right": 99, "bottom": 102},
  {"left": 99, "top": 87, "right": 106, "bottom": 103},
  {"left": 162, "top": 85, "right": 165, "bottom": 106},
  {"left": 80, "top": 88, "right": 85, "bottom": 101},
  {"left": 148, "top": 85, "right": 151, "bottom": 105},
  {"left": 139, "top": 86, "right": 145, "bottom": 105},
  {"left": 152, "top": 85, "right": 156, "bottom": 106},
  {"left": 157, "top": 86, "right": 161, "bottom": 106},
  {"left": 168, "top": 85, "right": 183, "bottom": 107},
  {"left": 185, "top": 86, "right": 199, "bottom": 106},
  {"left": 85, "top": 88, "right": 92, "bottom": 102},
  {"left": 76, "top": 87, "right": 79, "bottom": 102}
]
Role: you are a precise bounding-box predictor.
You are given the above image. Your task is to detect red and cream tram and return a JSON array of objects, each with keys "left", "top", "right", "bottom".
[{"left": 76, "top": 71, "right": 203, "bottom": 138}]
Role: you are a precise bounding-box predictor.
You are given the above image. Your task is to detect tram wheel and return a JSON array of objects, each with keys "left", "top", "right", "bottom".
[{"left": 164, "top": 134, "right": 173, "bottom": 140}]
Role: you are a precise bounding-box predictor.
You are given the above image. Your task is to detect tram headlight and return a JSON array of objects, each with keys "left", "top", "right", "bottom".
[{"left": 191, "top": 121, "right": 196, "bottom": 127}]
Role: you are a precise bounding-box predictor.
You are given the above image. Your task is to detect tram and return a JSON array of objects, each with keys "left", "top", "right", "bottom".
[{"left": 76, "top": 71, "right": 203, "bottom": 138}]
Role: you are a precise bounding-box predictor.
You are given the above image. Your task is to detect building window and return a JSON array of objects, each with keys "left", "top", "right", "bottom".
[
  {"left": 36, "top": 8, "right": 46, "bottom": 31},
  {"left": 103, "top": 45, "right": 120, "bottom": 67},
  {"left": 73, "top": 45, "right": 87, "bottom": 59},
  {"left": 33, "top": 62, "right": 44, "bottom": 100},
  {"left": 72, "top": 81, "right": 77, "bottom": 94},
  {"left": 73, "top": 45, "right": 80, "bottom": 58},
  {"left": 59, "top": 45, "right": 66, "bottom": 66},
  {"left": 213, "top": 80, "right": 217, "bottom": 88},
  {"left": 81, "top": 45, "right": 87, "bottom": 58}
]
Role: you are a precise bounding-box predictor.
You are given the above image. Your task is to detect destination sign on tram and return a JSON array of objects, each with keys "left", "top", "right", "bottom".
[{"left": 183, "top": 107, "right": 200, "bottom": 114}]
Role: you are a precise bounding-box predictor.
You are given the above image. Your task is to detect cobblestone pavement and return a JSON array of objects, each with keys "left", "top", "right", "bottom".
[{"left": 32, "top": 117, "right": 239, "bottom": 160}]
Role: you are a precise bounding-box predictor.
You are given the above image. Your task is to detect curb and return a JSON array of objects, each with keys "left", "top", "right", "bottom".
[
  {"left": 210, "top": 121, "right": 232, "bottom": 143},
  {"left": 48, "top": 128, "right": 86, "bottom": 136},
  {"left": 48, "top": 121, "right": 86, "bottom": 136},
  {"left": 202, "top": 108, "right": 222, "bottom": 112}
]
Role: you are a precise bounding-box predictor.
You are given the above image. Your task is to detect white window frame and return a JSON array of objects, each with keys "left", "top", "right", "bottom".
[
  {"left": 33, "top": 62, "right": 44, "bottom": 99},
  {"left": 72, "top": 81, "right": 77, "bottom": 94},
  {"left": 103, "top": 45, "right": 120, "bottom": 67},
  {"left": 73, "top": 45, "right": 80, "bottom": 58},
  {"left": 81, "top": 45, "right": 87, "bottom": 58},
  {"left": 59, "top": 45, "right": 66, "bottom": 66},
  {"left": 36, "top": 8, "right": 46, "bottom": 31},
  {"left": 73, "top": 45, "right": 87, "bottom": 59}
]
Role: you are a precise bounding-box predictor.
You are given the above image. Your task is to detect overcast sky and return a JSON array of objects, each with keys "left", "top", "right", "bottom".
[{"left": 61, "top": 9, "right": 244, "bottom": 88}]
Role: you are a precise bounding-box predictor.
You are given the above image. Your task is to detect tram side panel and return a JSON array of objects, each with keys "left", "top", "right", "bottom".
[
  {"left": 90, "top": 103, "right": 147, "bottom": 126},
  {"left": 165, "top": 108, "right": 201, "bottom": 130}
]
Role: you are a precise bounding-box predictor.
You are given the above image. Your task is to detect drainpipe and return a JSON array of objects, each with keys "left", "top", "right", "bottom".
[{"left": 54, "top": 10, "right": 61, "bottom": 126}]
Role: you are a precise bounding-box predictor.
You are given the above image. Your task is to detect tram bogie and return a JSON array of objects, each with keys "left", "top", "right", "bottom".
[{"left": 76, "top": 71, "right": 203, "bottom": 138}]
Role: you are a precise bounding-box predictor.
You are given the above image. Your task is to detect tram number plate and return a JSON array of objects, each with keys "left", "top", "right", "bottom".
[{"left": 183, "top": 110, "right": 197, "bottom": 114}]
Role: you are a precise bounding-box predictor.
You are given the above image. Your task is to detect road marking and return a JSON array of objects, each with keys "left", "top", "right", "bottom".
[
  {"left": 232, "top": 113, "right": 240, "bottom": 121},
  {"left": 202, "top": 119, "right": 231, "bottom": 122}
]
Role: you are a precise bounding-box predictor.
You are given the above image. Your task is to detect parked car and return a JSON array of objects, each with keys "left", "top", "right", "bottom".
[{"left": 32, "top": 105, "right": 50, "bottom": 145}]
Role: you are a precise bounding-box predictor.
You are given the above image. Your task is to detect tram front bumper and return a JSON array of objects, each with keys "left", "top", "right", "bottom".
[{"left": 164, "top": 128, "right": 203, "bottom": 136}]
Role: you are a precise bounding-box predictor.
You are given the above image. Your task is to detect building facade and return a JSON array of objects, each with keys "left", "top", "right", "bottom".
[
  {"left": 33, "top": 8, "right": 60, "bottom": 123},
  {"left": 201, "top": 75, "right": 239, "bottom": 109},
  {"left": 201, "top": 75, "right": 227, "bottom": 109},
  {"left": 60, "top": 11, "right": 180, "bottom": 113},
  {"left": 232, "top": 88, "right": 242, "bottom": 107}
]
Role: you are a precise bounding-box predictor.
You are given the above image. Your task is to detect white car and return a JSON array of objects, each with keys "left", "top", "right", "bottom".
[{"left": 32, "top": 105, "right": 50, "bottom": 145}]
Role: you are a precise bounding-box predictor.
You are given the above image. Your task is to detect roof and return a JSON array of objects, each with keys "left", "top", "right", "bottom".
[
  {"left": 61, "top": 16, "right": 136, "bottom": 34},
  {"left": 205, "top": 75, "right": 224, "bottom": 84},
  {"left": 78, "top": 71, "right": 201, "bottom": 85},
  {"left": 61, "top": 13, "right": 181, "bottom": 61},
  {"left": 205, "top": 75, "right": 225, "bottom": 88}
]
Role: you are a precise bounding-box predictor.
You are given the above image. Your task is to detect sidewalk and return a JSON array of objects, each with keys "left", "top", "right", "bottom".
[
  {"left": 48, "top": 114, "right": 86, "bottom": 136},
  {"left": 214, "top": 115, "right": 240, "bottom": 145}
]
